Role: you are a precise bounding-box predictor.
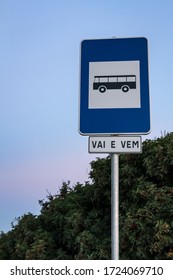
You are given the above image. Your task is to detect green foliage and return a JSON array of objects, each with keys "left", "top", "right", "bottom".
[
  {"left": 1, "top": 133, "right": 173, "bottom": 259},
  {"left": 119, "top": 133, "right": 173, "bottom": 259}
]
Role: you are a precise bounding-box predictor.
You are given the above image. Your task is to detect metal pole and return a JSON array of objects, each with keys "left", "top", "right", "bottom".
[{"left": 111, "top": 153, "right": 119, "bottom": 260}]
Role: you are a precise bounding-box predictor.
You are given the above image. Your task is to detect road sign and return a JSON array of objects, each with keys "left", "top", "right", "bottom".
[
  {"left": 89, "top": 136, "right": 142, "bottom": 153},
  {"left": 79, "top": 37, "right": 150, "bottom": 135}
]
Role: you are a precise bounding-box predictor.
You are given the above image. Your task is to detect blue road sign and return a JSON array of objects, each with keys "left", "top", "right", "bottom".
[{"left": 79, "top": 37, "right": 150, "bottom": 135}]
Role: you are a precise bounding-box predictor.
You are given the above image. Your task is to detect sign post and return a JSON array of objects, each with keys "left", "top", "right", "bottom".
[
  {"left": 79, "top": 37, "right": 150, "bottom": 260},
  {"left": 89, "top": 136, "right": 142, "bottom": 260},
  {"left": 111, "top": 153, "right": 119, "bottom": 260}
]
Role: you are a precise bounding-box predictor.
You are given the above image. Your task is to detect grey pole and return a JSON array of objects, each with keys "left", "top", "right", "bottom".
[{"left": 111, "top": 153, "right": 119, "bottom": 260}]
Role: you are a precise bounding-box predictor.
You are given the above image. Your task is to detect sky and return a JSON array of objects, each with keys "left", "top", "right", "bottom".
[{"left": 0, "top": 0, "right": 173, "bottom": 233}]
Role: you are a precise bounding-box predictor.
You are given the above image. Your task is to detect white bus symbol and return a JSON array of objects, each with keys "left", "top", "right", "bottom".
[{"left": 93, "top": 75, "right": 136, "bottom": 93}]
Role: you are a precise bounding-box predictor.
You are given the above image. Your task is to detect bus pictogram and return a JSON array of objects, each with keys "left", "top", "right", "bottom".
[{"left": 93, "top": 75, "right": 136, "bottom": 93}]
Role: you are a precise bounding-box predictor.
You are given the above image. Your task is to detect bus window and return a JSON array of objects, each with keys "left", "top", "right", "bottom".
[
  {"left": 94, "top": 77, "right": 100, "bottom": 82},
  {"left": 109, "top": 77, "right": 118, "bottom": 82},
  {"left": 127, "top": 76, "right": 136, "bottom": 82},
  {"left": 100, "top": 77, "right": 108, "bottom": 83},
  {"left": 118, "top": 76, "right": 126, "bottom": 82}
]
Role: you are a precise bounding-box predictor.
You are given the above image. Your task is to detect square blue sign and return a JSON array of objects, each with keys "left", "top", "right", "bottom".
[{"left": 79, "top": 37, "right": 150, "bottom": 135}]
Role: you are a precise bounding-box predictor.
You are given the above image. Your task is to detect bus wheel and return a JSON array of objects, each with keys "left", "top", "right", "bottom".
[
  {"left": 122, "top": 85, "right": 130, "bottom": 92},
  {"left": 99, "top": 86, "right": 106, "bottom": 93}
]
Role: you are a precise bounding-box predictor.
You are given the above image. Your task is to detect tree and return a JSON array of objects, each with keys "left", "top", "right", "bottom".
[
  {"left": 0, "top": 133, "right": 173, "bottom": 259},
  {"left": 119, "top": 133, "right": 173, "bottom": 259}
]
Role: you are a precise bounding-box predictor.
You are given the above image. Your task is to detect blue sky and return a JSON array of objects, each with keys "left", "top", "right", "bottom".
[{"left": 0, "top": 0, "right": 173, "bottom": 232}]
